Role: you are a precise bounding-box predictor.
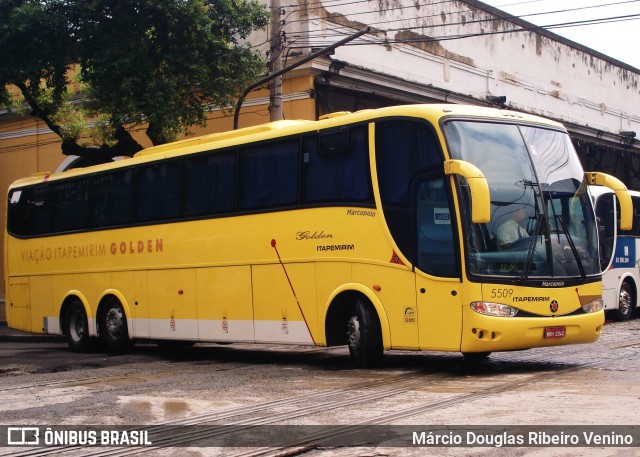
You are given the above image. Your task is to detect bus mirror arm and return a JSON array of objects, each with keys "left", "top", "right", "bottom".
[
  {"left": 587, "top": 172, "right": 633, "bottom": 231},
  {"left": 444, "top": 159, "right": 491, "bottom": 224}
]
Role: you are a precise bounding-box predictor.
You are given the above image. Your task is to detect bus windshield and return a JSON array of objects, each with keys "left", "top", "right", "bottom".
[{"left": 444, "top": 120, "right": 599, "bottom": 279}]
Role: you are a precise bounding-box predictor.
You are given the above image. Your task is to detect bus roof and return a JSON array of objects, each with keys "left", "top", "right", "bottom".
[
  {"left": 590, "top": 185, "right": 640, "bottom": 199},
  {"left": 8, "top": 104, "right": 565, "bottom": 188}
]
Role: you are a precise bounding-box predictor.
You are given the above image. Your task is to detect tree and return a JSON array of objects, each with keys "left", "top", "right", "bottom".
[{"left": 0, "top": 0, "right": 269, "bottom": 163}]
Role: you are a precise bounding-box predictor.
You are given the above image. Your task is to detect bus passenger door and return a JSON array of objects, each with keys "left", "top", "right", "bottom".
[{"left": 414, "top": 177, "right": 463, "bottom": 350}]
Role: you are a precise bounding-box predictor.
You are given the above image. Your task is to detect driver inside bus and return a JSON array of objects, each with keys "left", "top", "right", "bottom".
[{"left": 496, "top": 206, "right": 529, "bottom": 250}]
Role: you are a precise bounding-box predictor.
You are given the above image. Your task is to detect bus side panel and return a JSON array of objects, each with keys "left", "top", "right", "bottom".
[
  {"left": 74, "top": 272, "right": 110, "bottom": 317},
  {"left": 111, "top": 271, "right": 149, "bottom": 339},
  {"left": 415, "top": 273, "right": 463, "bottom": 351},
  {"left": 315, "top": 262, "right": 352, "bottom": 347},
  {"left": 252, "top": 263, "right": 316, "bottom": 345},
  {"left": 29, "top": 275, "right": 56, "bottom": 334},
  {"left": 602, "top": 284, "right": 618, "bottom": 312},
  {"left": 351, "top": 264, "right": 418, "bottom": 350},
  {"left": 147, "top": 269, "right": 198, "bottom": 340},
  {"left": 196, "top": 266, "right": 254, "bottom": 342},
  {"left": 7, "top": 277, "right": 31, "bottom": 332},
  {"left": 53, "top": 274, "right": 75, "bottom": 330}
]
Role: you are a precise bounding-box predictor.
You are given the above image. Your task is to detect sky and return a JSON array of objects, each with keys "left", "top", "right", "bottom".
[{"left": 480, "top": 0, "right": 640, "bottom": 69}]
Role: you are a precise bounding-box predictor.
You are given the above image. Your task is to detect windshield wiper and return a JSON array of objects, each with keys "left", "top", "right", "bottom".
[
  {"left": 519, "top": 214, "right": 544, "bottom": 283},
  {"left": 556, "top": 215, "right": 586, "bottom": 280}
]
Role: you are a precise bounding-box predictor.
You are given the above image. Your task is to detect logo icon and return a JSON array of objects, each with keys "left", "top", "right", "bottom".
[
  {"left": 550, "top": 300, "right": 559, "bottom": 313},
  {"left": 7, "top": 427, "right": 40, "bottom": 445},
  {"left": 404, "top": 307, "right": 416, "bottom": 323}
]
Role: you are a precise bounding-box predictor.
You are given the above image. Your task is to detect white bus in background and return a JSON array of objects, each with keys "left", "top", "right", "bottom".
[{"left": 592, "top": 186, "right": 640, "bottom": 321}]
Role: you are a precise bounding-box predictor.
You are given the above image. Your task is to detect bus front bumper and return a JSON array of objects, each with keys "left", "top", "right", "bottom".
[{"left": 460, "top": 308, "right": 605, "bottom": 353}]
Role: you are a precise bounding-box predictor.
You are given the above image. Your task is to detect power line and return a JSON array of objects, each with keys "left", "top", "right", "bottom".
[
  {"left": 277, "top": 11, "right": 639, "bottom": 55},
  {"left": 284, "top": 0, "right": 640, "bottom": 34},
  {"left": 339, "top": 13, "right": 640, "bottom": 46}
]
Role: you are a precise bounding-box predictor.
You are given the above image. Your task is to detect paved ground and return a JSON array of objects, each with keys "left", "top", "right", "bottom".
[{"left": 0, "top": 317, "right": 639, "bottom": 457}]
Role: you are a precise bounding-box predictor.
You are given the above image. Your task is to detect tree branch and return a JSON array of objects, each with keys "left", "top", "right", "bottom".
[
  {"left": 16, "top": 81, "right": 143, "bottom": 160},
  {"left": 60, "top": 126, "right": 143, "bottom": 160},
  {"left": 15, "top": 81, "right": 65, "bottom": 139}
]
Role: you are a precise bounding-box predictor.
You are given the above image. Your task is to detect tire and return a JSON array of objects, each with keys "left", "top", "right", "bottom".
[
  {"left": 346, "top": 298, "right": 383, "bottom": 368},
  {"left": 64, "top": 301, "right": 92, "bottom": 353},
  {"left": 100, "top": 300, "right": 130, "bottom": 354},
  {"left": 616, "top": 282, "right": 634, "bottom": 322}
]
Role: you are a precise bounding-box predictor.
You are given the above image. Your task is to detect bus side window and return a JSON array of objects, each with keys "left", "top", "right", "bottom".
[
  {"left": 183, "top": 151, "right": 236, "bottom": 216},
  {"left": 595, "top": 194, "right": 615, "bottom": 270},
  {"left": 239, "top": 139, "right": 299, "bottom": 211},
  {"left": 7, "top": 186, "right": 47, "bottom": 237},
  {"left": 91, "top": 169, "right": 133, "bottom": 228},
  {"left": 301, "top": 126, "right": 372, "bottom": 204},
  {"left": 375, "top": 120, "right": 442, "bottom": 264},
  {"left": 51, "top": 178, "right": 90, "bottom": 232},
  {"left": 29, "top": 185, "right": 52, "bottom": 235},
  {"left": 620, "top": 196, "right": 640, "bottom": 237},
  {"left": 416, "top": 177, "right": 456, "bottom": 277},
  {"left": 134, "top": 162, "right": 181, "bottom": 222}
]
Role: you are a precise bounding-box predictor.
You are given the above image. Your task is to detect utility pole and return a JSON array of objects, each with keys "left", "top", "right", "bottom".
[
  {"left": 234, "top": 28, "right": 370, "bottom": 129},
  {"left": 269, "top": 0, "right": 283, "bottom": 122}
]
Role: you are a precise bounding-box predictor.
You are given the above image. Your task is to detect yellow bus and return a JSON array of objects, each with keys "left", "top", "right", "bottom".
[{"left": 4, "top": 104, "right": 631, "bottom": 366}]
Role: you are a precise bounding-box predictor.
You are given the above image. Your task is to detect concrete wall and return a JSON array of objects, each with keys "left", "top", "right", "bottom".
[{"left": 289, "top": 0, "right": 639, "bottom": 144}]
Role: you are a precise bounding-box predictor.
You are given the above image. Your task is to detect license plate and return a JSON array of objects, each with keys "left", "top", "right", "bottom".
[{"left": 544, "top": 326, "right": 566, "bottom": 338}]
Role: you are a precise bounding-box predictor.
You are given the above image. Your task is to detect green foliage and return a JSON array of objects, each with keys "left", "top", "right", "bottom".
[
  {"left": 0, "top": 0, "right": 73, "bottom": 118},
  {"left": 0, "top": 0, "right": 269, "bottom": 157}
]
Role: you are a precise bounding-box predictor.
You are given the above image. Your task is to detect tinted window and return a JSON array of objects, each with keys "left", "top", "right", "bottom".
[
  {"left": 183, "top": 151, "right": 236, "bottom": 216},
  {"left": 376, "top": 121, "right": 441, "bottom": 205},
  {"left": 7, "top": 127, "right": 379, "bottom": 238},
  {"left": 619, "top": 196, "right": 640, "bottom": 237},
  {"left": 302, "top": 126, "right": 372, "bottom": 203},
  {"left": 51, "top": 178, "right": 90, "bottom": 232},
  {"left": 239, "top": 139, "right": 299, "bottom": 210},
  {"left": 595, "top": 193, "right": 615, "bottom": 270},
  {"left": 91, "top": 169, "right": 133, "bottom": 227},
  {"left": 7, "top": 186, "right": 51, "bottom": 236},
  {"left": 416, "top": 177, "right": 457, "bottom": 277},
  {"left": 375, "top": 120, "right": 442, "bottom": 263},
  {"left": 134, "top": 162, "right": 181, "bottom": 222}
]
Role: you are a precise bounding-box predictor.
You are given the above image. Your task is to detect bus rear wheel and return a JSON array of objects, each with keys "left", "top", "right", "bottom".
[
  {"left": 347, "top": 298, "right": 383, "bottom": 368},
  {"left": 64, "top": 301, "right": 91, "bottom": 353},
  {"left": 100, "top": 300, "right": 130, "bottom": 354},
  {"left": 616, "top": 282, "right": 634, "bottom": 322}
]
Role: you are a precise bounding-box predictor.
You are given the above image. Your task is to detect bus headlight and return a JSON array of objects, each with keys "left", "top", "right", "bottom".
[
  {"left": 470, "top": 302, "right": 518, "bottom": 317},
  {"left": 581, "top": 297, "right": 604, "bottom": 313}
]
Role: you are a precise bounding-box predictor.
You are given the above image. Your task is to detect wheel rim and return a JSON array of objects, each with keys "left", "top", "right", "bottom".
[
  {"left": 105, "top": 306, "right": 125, "bottom": 340},
  {"left": 619, "top": 286, "right": 632, "bottom": 317},
  {"left": 69, "top": 309, "right": 85, "bottom": 343},
  {"left": 347, "top": 313, "right": 361, "bottom": 355}
]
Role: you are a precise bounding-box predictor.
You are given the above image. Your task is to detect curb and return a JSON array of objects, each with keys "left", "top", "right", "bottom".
[{"left": 0, "top": 322, "right": 65, "bottom": 343}]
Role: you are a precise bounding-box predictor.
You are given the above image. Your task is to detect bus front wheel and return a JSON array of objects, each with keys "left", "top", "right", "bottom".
[
  {"left": 347, "top": 299, "right": 383, "bottom": 368},
  {"left": 100, "top": 300, "right": 130, "bottom": 354},
  {"left": 64, "top": 301, "right": 91, "bottom": 353}
]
